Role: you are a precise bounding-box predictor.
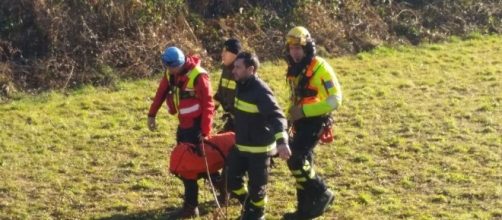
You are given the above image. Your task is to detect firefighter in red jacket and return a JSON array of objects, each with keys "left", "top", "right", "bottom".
[{"left": 147, "top": 46, "right": 217, "bottom": 218}]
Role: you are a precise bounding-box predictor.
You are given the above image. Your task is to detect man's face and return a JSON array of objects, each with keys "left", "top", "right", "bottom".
[
  {"left": 166, "top": 65, "right": 183, "bottom": 75},
  {"left": 221, "top": 49, "right": 237, "bottom": 66},
  {"left": 232, "top": 58, "right": 253, "bottom": 81},
  {"left": 288, "top": 44, "right": 305, "bottom": 63}
]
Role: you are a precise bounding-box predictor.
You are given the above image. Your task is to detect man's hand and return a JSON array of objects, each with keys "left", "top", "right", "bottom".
[
  {"left": 147, "top": 116, "right": 157, "bottom": 131},
  {"left": 200, "top": 134, "right": 210, "bottom": 143},
  {"left": 277, "top": 143, "right": 292, "bottom": 160},
  {"left": 195, "top": 134, "right": 210, "bottom": 156},
  {"left": 288, "top": 105, "right": 305, "bottom": 121}
]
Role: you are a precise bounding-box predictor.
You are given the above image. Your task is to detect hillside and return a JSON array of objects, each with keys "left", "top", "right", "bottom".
[
  {"left": 0, "top": 35, "right": 500, "bottom": 219},
  {"left": 1, "top": 0, "right": 501, "bottom": 94}
]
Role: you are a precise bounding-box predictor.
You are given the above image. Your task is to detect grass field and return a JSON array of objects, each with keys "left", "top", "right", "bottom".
[{"left": 1, "top": 34, "right": 501, "bottom": 219}]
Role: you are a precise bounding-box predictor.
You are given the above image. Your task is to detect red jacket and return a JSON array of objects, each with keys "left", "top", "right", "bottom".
[{"left": 148, "top": 55, "right": 214, "bottom": 136}]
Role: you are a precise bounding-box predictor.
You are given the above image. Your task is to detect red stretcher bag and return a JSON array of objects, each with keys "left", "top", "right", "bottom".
[{"left": 169, "top": 132, "right": 235, "bottom": 180}]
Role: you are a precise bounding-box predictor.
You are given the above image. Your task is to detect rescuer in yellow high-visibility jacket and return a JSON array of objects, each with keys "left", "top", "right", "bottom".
[{"left": 283, "top": 26, "right": 342, "bottom": 220}]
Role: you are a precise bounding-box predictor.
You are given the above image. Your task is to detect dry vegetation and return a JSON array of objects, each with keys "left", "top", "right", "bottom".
[{"left": 1, "top": 0, "right": 501, "bottom": 95}]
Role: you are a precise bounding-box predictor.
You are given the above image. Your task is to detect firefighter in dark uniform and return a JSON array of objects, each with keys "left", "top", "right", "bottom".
[
  {"left": 214, "top": 39, "right": 241, "bottom": 132},
  {"left": 283, "top": 26, "right": 343, "bottom": 219},
  {"left": 227, "top": 52, "right": 292, "bottom": 220}
]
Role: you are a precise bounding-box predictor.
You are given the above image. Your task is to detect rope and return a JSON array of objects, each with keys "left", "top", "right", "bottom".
[{"left": 200, "top": 139, "right": 227, "bottom": 219}]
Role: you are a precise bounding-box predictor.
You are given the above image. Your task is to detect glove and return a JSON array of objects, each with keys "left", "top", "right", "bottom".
[
  {"left": 190, "top": 143, "right": 203, "bottom": 157},
  {"left": 193, "top": 134, "right": 210, "bottom": 157},
  {"left": 147, "top": 116, "right": 156, "bottom": 131},
  {"left": 200, "top": 133, "right": 210, "bottom": 143},
  {"left": 319, "top": 125, "right": 334, "bottom": 144}
]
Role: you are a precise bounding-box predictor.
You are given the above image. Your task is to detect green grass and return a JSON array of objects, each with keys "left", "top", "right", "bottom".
[{"left": 1, "top": 35, "right": 501, "bottom": 219}]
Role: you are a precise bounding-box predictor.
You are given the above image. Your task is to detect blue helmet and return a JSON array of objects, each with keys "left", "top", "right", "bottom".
[{"left": 161, "top": 47, "right": 185, "bottom": 67}]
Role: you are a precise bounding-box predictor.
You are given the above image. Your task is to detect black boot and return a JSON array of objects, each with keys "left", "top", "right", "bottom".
[
  {"left": 304, "top": 189, "right": 334, "bottom": 219},
  {"left": 171, "top": 203, "right": 199, "bottom": 219},
  {"left": 297, "top": 189, "right": 306, "bottom": 214},
  {"left": 213, "top": 176, "right": 230, "bottom": 207},
  {"left": 230, "top": 192, "right": 248, "bottom": 206},
  {"left": 282, "top": 212, "right": 311, "bottom": 220},
  {"left": 238, "top": 205, "right": 265, "bottom": 220},
  {"left": 283, "top": 189, "right": 312, "bottom": 220}
]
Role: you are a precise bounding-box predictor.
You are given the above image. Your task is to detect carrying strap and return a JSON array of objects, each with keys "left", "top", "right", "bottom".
[{"left": 202, "top": 139, "right": 227, "bottom": 160}]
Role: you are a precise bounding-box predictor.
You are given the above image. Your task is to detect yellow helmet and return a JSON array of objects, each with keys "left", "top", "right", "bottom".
[{"left": 286, "top": 26, "right": 312, "bottom": 46}]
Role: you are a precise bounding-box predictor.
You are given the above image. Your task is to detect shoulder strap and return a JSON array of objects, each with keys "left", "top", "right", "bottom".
[{"left": 298, "top": 57, "right": 319, "bottom": 90}]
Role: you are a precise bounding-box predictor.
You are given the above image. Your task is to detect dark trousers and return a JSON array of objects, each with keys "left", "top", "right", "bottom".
[
  {"left": 287, "top": 116, "right": 329, "bottom": 199},
  {"left": 176, "top": 128, "right": 200, "bottom": 144},
  {"left": 227, "top": 148, "right": 270, "bottom": 212},
  {"left": 181, "top": 173, "right": 220, "bottom": 207},
  {"left": 176, "top": 120, "right": 220, "bottom": 207}
]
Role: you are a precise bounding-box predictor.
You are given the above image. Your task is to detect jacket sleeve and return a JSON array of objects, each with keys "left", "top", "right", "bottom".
[
  {"left": 213, "top": 74, "right": 224, "bottom": 104},
  {"left": 256, "top": 86, "right": 288, "bottom": 145},
  {"left": 195, "top": 73, "right": 215, "bottom": 136},
  {"left": 302, "top": 64, "right": 342, "bottom": 117},
  {"left": 148, "top": 76, "right": 172, "bottom": 117}
]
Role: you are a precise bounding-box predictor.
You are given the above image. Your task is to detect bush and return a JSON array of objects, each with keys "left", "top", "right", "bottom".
[{"left": 0, "top": 0, "right": 501, "bottom": 94}]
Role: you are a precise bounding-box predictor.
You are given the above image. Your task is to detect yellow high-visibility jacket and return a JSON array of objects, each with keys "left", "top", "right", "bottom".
[{"left": 287, "top": 56, "right": 342, "bottom": 117}]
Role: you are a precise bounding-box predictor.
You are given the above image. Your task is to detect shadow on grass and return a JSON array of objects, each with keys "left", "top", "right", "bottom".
[{"left": 96, "top": 201, "right": 219, "bottom": 220}]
